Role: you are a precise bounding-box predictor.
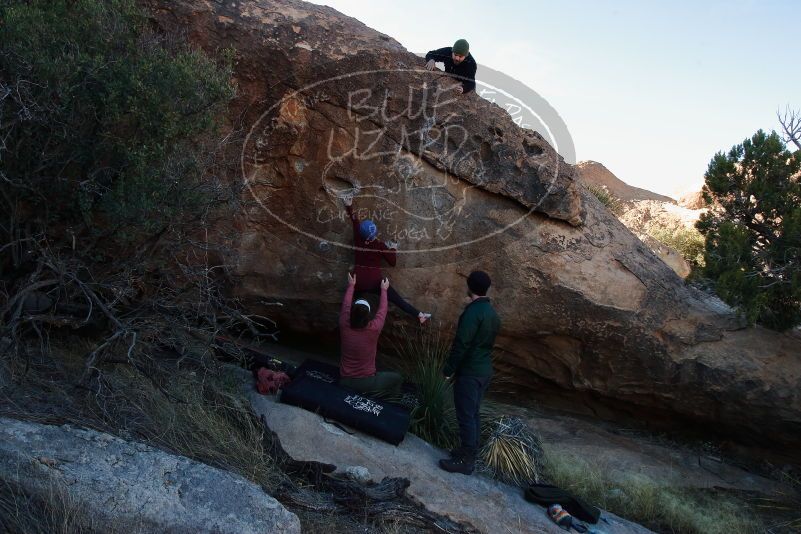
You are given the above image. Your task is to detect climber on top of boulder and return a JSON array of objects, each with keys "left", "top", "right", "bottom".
[
  {"left": 424, "top": 38, "right": 477, "bottom": 95},
  {"left": 343, "top": 196, "right": 431, "bottom": 324}
]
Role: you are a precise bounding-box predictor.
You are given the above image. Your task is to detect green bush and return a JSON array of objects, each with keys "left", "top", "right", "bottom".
[
  {"left": 0, "top": 0, "right": 242, "bottom": 372},
  {"left": 696, "top": 130, "right": 801, "bottom": 329},
  {"left": 645, "top": 222, "right": 706, "bottom": 267},
  {"left": 0, "top": 0, "right": 235, "bottom": 250}
]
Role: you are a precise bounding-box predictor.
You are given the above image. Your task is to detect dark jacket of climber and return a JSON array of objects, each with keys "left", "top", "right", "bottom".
[
  {"left": 343, "top": 197, "right": 431, "bottom": 324},
  {"left": 424, "top": 38, "right": 477, "bottom": 94}
]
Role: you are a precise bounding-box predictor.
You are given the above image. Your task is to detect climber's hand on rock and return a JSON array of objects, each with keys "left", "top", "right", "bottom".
[
  {"left": 348, "top": 272, "right": 356, "bottom": 286},
  {"left": 343, "top": 195, "right": 353, "bottom": 207},
  {"left": 425, "top": 59, "right": 436, "bottom": 71},
  {"left": 380, "top": 277, "right": 390, "bottom": 291}
]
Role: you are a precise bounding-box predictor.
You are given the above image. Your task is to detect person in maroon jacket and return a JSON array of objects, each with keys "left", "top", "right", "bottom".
[
  {"left": 338, "top": 272, "right": 403, "bottom": 395},
  {"left": 344, "top": 197, "right": 430, "bottom": 324}
]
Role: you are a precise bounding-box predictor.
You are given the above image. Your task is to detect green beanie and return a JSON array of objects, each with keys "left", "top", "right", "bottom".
[{"left": 452, "top": 39, "right": 469, "bottom": 56}]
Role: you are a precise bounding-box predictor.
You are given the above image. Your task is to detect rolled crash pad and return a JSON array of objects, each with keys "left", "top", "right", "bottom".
[
  {"left": 279, "top": 359, "right": 410, "bottom": 446},
  {"left": 291, "top": 358, "right": 340, "bottom": 382}
]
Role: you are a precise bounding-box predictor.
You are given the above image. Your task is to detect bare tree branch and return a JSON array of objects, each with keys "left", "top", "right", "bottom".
[{"left": 777, "top": 105, "right": 801, "bottom": 151}]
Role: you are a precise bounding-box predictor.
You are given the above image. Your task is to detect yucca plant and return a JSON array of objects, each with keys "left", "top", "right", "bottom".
[
  {"left": 480, "top": 416, "right": 544, "bottom": 486},
  {"left": 391, "top": 325, "right": 459, "bottom": 450}
]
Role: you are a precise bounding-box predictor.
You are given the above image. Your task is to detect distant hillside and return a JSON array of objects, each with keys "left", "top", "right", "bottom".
[
  {"left": 576, "top": 161, "right": 676, "bottom": 203},
  {"left": 678, "top": 190, "right": 706, "bottom": 210}
]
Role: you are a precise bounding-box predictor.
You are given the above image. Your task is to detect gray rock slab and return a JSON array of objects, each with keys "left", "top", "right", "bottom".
[
  {"left": 0, "top": 417, "right": 300, "bottom": 534},
  {"left": 243, "top": 374, "right": 653, "bottom": 534}
]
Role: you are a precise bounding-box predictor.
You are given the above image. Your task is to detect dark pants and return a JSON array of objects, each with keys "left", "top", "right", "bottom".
[
  {"left": 364, "top": 286, "right": 419, "bottom": 318},
  {"left": 453, "top": 375, "right": 492, "bottom": 457}
]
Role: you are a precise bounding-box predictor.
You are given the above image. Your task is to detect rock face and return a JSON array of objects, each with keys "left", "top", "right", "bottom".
[
  {"left": 616, "top": 199, "right": 707, "bottom": 278},
  {"left": 242, "top": 374, "right": 654, "bottom": 534},
  {"left": 635, "top": 233, "right": 691, "bottom": 279},
  {"left": 576, "top": 161, "right": 676, "bottom": 203},
  {"left": 143, "top": 0, "right": 801, "bottom": 460},
  {"left": 0, "top": 418, "right": 301, "bottom": 534},
  {"left": 678, "top": 190, "right": 707, "bottom": 210},
  {"left": 575, "top": 163, "right": 702, "bottom": 278},
  {"left": 618, "top": 200, "right": 705, "bottom": 231}
]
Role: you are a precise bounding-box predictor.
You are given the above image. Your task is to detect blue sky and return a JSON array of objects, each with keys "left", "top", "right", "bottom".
[{"left": 309, "top": 0, "right": 799, "bottom": 197}]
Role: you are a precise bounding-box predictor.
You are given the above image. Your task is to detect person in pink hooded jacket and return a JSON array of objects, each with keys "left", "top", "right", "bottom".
[{"left": 338, "top": 272, "right": 402, "bottom": 395}]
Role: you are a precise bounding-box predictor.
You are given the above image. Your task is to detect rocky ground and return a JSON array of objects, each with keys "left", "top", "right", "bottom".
[
  {"left": 3, "top": 335, "right": 800, "bottom": 533},
  {"left": 0, "top": 341, "right": 463, "bottom": 534},
  {"left": 0, "top": 417, "right": 301, "bottom": 534},
  {"left": 241, "top": 366, "right": 654, "bottom": 534},
  {"left": 256, "top": 343, "right": 801, "bottom": 531}
]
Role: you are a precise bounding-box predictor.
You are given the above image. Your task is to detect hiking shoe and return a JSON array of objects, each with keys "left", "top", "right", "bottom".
[
  {"left": 448, "top": 447, "right": 465, "bottom": 459},
  {"left": 438, "top": 455, "right": 475, "bottom": 475},
  {"left": 418, "top": 312, "right": 431, "bottom": 324}
]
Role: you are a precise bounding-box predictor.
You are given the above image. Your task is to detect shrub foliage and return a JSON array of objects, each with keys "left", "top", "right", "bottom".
[
  {"left": 696, "top": 130, "right": 801, "bottom": 329},
  {"left": 1, "top": 0, "right": 234, "bottom": 247},
  {"left": 0, "top": 0, "right": 257, "bottom": 386},
  {"left": 645, "top": 221, "right": 706, "bottom": 267}
]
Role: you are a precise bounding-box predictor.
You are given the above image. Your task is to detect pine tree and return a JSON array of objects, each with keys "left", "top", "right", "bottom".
[{"left": 697, "top": 130, "right": 801, "bottom": 330}]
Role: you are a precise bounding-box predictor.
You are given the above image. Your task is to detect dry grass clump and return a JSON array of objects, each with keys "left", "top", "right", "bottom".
[
  {"left": 0, "top": 477, "right": 105, "bottom": 534},
  {"left": 87, "top": 364, "right": 288, "bottom": 494},
  {"left": 391, "top": 326, "right": 521, "bottom": 452},
  {"left": 586, "top": 184, "right": 625, "bottom": 216},
  {"left": 541, "top": 445, "right": 760, "bottom": 534},
  {"left": 751, "top": 469, "right": 801, "bottom": 532},
  {"left": 479, "top": 416, "right": 544, "bottom": 486}
]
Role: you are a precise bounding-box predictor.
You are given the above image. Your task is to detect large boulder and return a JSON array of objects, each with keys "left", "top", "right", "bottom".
[
  {"left": 616, "top": 199, "right": 707, "bottom": 278},
  {"left": 142, "top": 0, "right": 801, "bottom": 460},
  {"left": 0, "top": 417, "right": 300, "bottom": 534}
]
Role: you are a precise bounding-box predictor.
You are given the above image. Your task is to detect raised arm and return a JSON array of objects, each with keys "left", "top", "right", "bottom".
[
  {"left": 345, "top": 203, "right": 359, "bottom": 241},
  {"left": 371, "top": 278, "right": 390, "bottom": 331},
  {"left": 339, "top": 274, "right": 356, "bottom": 328},
  {"left": 462, "top": 59, "right": 477, "bottom": 94},
  {"left": 425, "top": 47, "right": 452, "bottom": 62}
]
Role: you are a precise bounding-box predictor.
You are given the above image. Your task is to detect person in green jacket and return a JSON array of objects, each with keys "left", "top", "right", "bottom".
[{"left": 439, "top": 271, "right": 501, "bottom": 475}]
